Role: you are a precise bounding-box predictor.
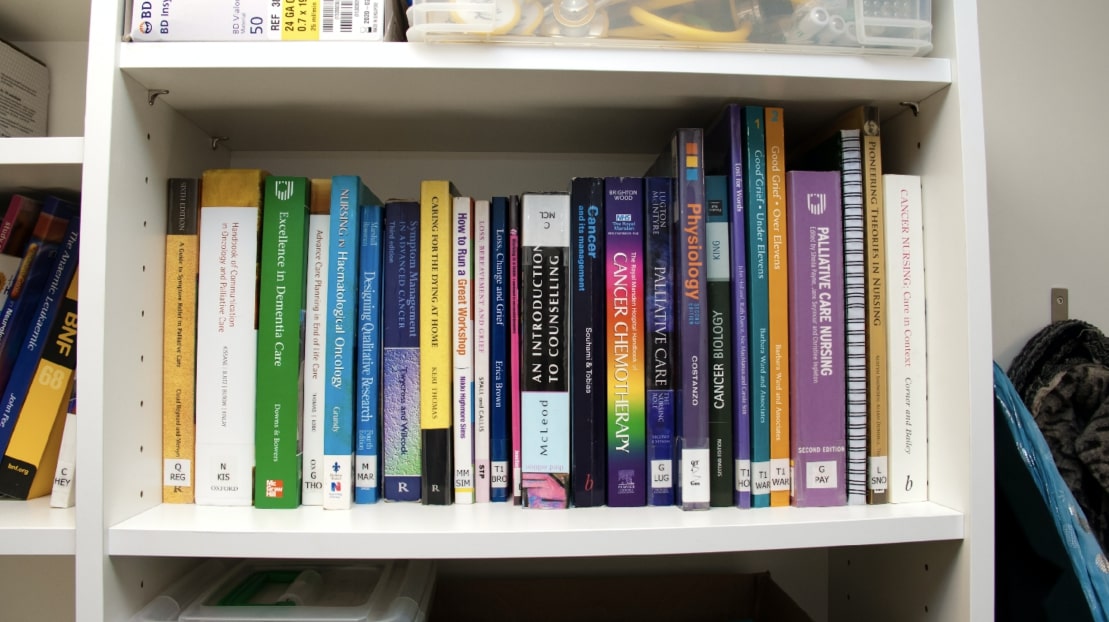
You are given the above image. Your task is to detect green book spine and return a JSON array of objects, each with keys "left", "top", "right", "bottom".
[{"left": 254, "top": 176, "right": 310, "bottom": 508}]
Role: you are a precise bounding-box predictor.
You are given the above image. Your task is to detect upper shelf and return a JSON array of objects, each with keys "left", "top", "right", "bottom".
[
  {"left": 108, "top": 501, "right": 962, "bottom": 559},
  {"left": 118, "top": 42, "right": 952, "bottom": 153}
]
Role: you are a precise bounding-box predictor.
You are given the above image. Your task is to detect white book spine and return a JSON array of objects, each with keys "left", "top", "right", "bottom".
[
  {"left": 883, "top": 174, "right": 928, "bottom": 503},
  {"left": 840, "top": 130, "right": 868, "bottom": 506},
  {"left": 302, "top": 213, "right": 329, "bottom": 506},
  {"left": 473, "top": 200, "right": 491, "bottom": 503},
  {"left": 195, "top": 206, "right": 258, "bottom": 506},
  {"left": 49, "top": 408, "right": 77, "bottom": 508},
  {"left": 453, "top": 196, "right": 475, "bottom": 504}
]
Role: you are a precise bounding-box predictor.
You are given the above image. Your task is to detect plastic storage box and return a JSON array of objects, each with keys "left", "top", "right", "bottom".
[
  {"left": 130, "top": 559, "right": 435, "bottom": 622},
  {"left": 406, "top": 0, "right": 931, "bottom": 55}
]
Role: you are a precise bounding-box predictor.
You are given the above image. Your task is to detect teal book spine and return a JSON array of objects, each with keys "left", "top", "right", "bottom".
[
  {"left": 741, "top": 107, "right": 771, "bottom": 508},
  {"left": 355, "top": 203, "right": 383, "bottom": 504}
]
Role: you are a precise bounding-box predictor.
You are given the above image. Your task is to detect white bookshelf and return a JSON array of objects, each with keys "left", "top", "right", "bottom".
[{"left": 0, "top": 0, "right": 993, "bottom": 618}]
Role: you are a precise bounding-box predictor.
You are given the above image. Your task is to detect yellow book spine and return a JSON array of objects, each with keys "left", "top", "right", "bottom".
[
  {"left": 163, "top": 178, "right": 199, "bottom": 503},
  {"left": 419, "top": 180, "right": 459, "bottom": 504},
  {"left": 765, "top": 107, "right": 791, "bottom": 507},
  {"left": 2, "top": 269, "right": 78, "bottom": 500},
  {"left": 862, "top": 129, "right": 889, "bottom": 504}
]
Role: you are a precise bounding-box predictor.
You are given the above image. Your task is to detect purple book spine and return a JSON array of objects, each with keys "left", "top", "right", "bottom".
[{"left": 786, "top": 170, "right": 847, "bottom": 507}]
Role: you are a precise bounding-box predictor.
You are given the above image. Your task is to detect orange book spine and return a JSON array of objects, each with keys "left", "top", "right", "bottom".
[{"left": 765, "top": 107, "right": 791, "bottom": 506}]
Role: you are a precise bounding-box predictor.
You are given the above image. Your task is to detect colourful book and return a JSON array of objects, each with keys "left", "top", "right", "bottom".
[
  {"left": 162, "top": 178, "right": 199, "bottom": 503},
  {"left": 507, "top": 195, "right": 522, "bottom": 505},
  {"left": 0, "top": 267, "right": 77, "bottom": 500},
  {"left": 520, "top": 192, "right": 571, "bottom": 509},
  {"left": 0, "top": 196, "right": 78, "bottom": 399},
  {"left": 452, "top": 195, "right": 475, "bottom": 505},
  {"left": 302, "top": 178, "right": 332, "bottom": 506},
  {"left": 0, "top": 194, "right": 42, "bottom": 255},
  {"left": 765, "top": 106, "right": 791, "bottom": 507},
  {"left": 645, "top": 176, "right": 675, "bottom": 507},
  {"left": 489, "top": 196, "right": 511, "bottom": 503},
  {"left": 790, "top": 128, "right": 867, "bottom": 505},
  {"left": 323, "top": 175, "right": 377, "bottom": 510},
  {"left": 604, "top": 177, "right": 646, "bottom": 508},
  {"left": 883, "top": 174, "right": 928, "bottom": 503},
  {"left": 648, "top": 128, "right": 710, "bottom": 511},
  {"left": 569, "top": 177, "right": 606, "bottom": 508},
  {"left": 254, "top": 176, "right": 309, "bottom": 509},
  {"left": 704, "top": 104, "right": 751, "bottom": 508},
  {"left": 786, "top": 170, "right": 846, "bottom": 507},
  {"left": 382, "top": 200, "right": 422, "bottom": 502},
  {"left": 419, "top": 180, "right": 460, "bottom": 505},
  {"left": 355, "top": 203, "right": 383, "bottom": 504},
  {"left": 194, "top": 168, "right": 267, "bottom": 506},
  {"left": 741, "top": 107, "right": 771, "bottom": 508},
  {"left": 472, "top": 199, "right": 492, "bottom": 503},
  {"left": 705, "top": 174, "right": 734, "bottom": 508}
]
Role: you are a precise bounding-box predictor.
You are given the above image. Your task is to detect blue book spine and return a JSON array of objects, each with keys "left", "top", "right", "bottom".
[
  {"left": 570, "top": 178, "right": 606, "bottom": 507},
  {"left": 382, "top": 202, "right": 422, "bottom": 502},
  {"left": 0, "top": 214, "right": 79, "bottom": 457},
  {"left": 645, "top": 176, "right": 675, "bottom": 507},
  {"left": 323, "top": 175, "right": 376, "bottom": 509},
  {"left": 0, "top": 197, "right": 78, "bottom": 397},
  {"left": 741, "top": 106, "right": 771, "bottom": 508},
  {"left": 489, "top": 196, "right": 511, "bottom": 502},
  {"left": 355, "top": 204, "right": 383, "bottom": 504}
]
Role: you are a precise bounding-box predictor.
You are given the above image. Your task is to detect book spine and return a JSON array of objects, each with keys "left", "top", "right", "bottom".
[
  {"left": 162, "top": 179, "right": 198, "bottom": 503},
  {"left": 419, "top": 180, "right": 456, "bottom": 505},
  {"left": 508, "top": 196, "right": 522, "bottom": 505},
  {"left": 604, "top": 177, "right": 646, "bottom": 507},
  {"left": 705, "top": 175, "right": 734, "bottom": 507},
  {"left": 194, "top": 169, "right": 265, "bottom": 506},
  {"left": 0, "top": 197, "right": 78, "bottom": 401},
  {"left": 489, "top": 197, "right": 511, "bottom": 502},
  {"left": 473, "top": 199, "right": 491, "bottom": 503},
  {"left": 715, "top": 105, "right": 752, "bottom": 508},
  {"left": 570, "top": 178, "right": 606, "bottom": 507},
  {"left": 861, "top": 108, "right": 889, "bottom": 504},
  {"left": 520, "top": 193, "right": 571, "bottom": 509},
  {"left": 644, "top": 177, "right": 675, "bottom": 507},
  {"left": 254, "top": 176, "right": 309, "bottom": 509},
  {"left": 302, "top": 179, "right": 332, "bottom": 506},
  {"left": 839, "top": 130, "right": 868, "bottom": 506},
  {"left": 786, "top": 170, "right": 846, "bottom": 507},
  {"left": 323, "top": 175, "right": 363, "bottom": 510},
  {"left": 452, "top": 196, "right": 475, "bottom": 505},
  {"left": 382, "top": 201, "right": 422, "bottom": 502},
  {"left": 355, "top": 204, "right": 383, "bottom": 504},
  {"left": 674, "top": 129, "right": 710, "bottom": 511},
  {"left": 0, "top": 265, "right": 78, "bottom": 500},
  {"left": 765, "top": 107, "right": 791, "bottom": 507},
  {"left": 50, "top": 395, "right": 77, "bottom": 508},
  {"left": 883, "top": 174, "right": 928, "bottom": 503},
  {"left": 741, "top": 107, "right": 771, "bottom": 508},
  {"left": 0, "top": 194, "right": 42, "bottom": 255}
]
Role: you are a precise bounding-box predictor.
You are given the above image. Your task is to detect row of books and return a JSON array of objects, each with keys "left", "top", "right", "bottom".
[
  {"left": 0, "top": 193, "right": 80, "bottom": 507},
  {"left": 164, "top": 102, "right": 928, "bottom": 510}
]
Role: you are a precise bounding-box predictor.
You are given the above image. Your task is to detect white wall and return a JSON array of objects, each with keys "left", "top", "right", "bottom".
[{"left": 980, "top": 0, "right": 1109, "bottom": 368}]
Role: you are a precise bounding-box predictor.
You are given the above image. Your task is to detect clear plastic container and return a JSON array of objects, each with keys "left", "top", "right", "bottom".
[
  {"left": 406, "top": 0, "right": 932, "bottom": 55},
  {"left": 131, "top": 560, "right": 434, "bottom": 622}
]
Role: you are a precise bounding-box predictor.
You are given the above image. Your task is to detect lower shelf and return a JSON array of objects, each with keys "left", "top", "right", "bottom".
[
  {"left": 0, "top": 496, "right": 76, "bottom": 555},
  {"left": 108, "top": 501, "right": 962, "bottom": 559}
]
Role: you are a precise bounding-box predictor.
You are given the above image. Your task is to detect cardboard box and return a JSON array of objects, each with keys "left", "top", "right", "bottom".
[
  {"left": 0, "top": 40, "right": 49, "bottom": 137},
  {"left": 430, "top": 571, "right": 814, "bottom": 621}
]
